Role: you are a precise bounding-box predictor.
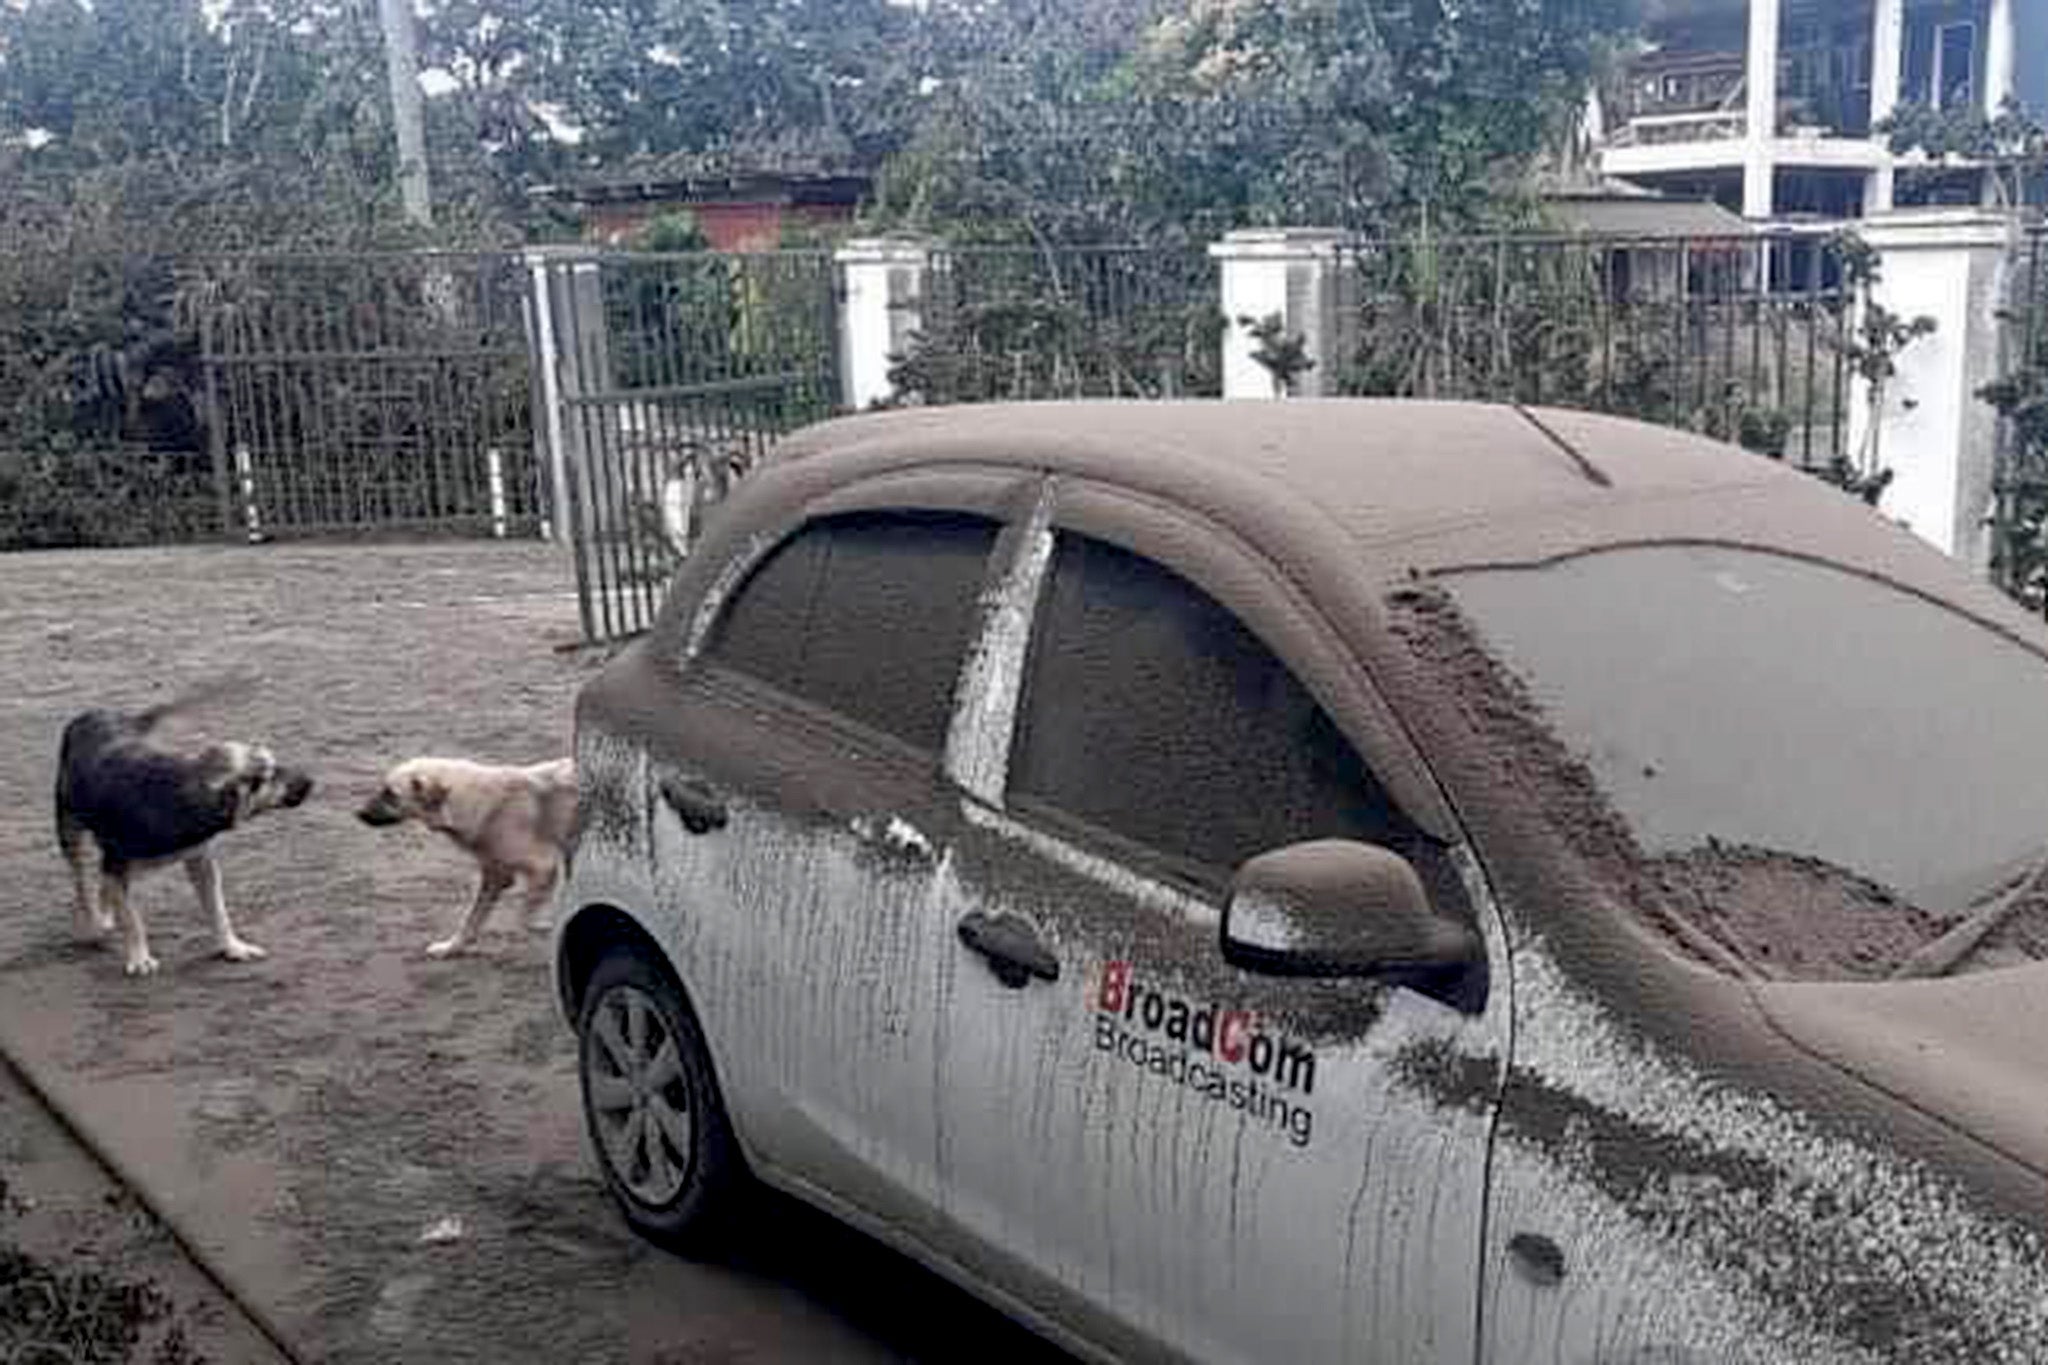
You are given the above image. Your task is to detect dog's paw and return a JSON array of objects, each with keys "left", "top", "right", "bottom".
[
  {"left": 425, "top": 938, "right": 468, "bottom": 959},
  {"left": 123, "top": 952, "right": 160, "bottom": 977},
  {"left": 218, "top": 938, "right": 268, "bottom": 963}
]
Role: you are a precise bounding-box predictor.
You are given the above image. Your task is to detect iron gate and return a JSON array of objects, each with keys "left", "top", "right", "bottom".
[
  {"left": 529, "top": 250, "right": 841, "bottom": 643},
  {"left": 196, "top": 252, "right": 541, "bottom": 539}
]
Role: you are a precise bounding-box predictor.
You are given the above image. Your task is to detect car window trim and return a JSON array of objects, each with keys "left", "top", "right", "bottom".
[
  {"left": 942, "top": 479, "right": 1057, "bottom": 806},
  {"left": 688, "top": 487, "right": 1027, "bottom": 765}
]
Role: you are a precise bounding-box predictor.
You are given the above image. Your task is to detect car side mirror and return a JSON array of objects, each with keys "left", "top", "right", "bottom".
[{"left": 1221, "top": 840, "right": 1480, "bottom": 979}]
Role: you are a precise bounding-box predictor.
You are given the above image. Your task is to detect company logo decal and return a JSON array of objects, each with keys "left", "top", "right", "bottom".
[{"left": 1095, "top": 960, "right": 1316, "bottom": 1149}]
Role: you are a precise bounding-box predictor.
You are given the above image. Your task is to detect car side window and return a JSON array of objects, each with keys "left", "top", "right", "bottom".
[
  {"left": 704, "top": 509, "right": 1000, "bottom": 753},
  {"left": 1008, "top": 532, "right": 1425, "bottom": 882}
]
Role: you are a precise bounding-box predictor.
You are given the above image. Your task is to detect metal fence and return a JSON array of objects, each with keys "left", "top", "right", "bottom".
[
  {"left": 1991, "top": 223, "right": 2048, "bottom": 610},
  {"left": 194, "top": 252, "right": 542, "bottom": 539},
  {"left": 535, "top": 249, "right": 841, "bottom": 642},
  {"left": 905, "top": 245, "right": 1223, "bottom": 403},
  {"left": 0, "top": 230, "right": 1920, "bottom": 643},
  {"left": 1338, "top": 231, "right": 1853, "bottom": 467}
]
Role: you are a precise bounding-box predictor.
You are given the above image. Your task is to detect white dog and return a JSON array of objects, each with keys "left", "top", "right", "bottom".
[{"left": 357, "top": 757, "right": 577, "bottom": 957}]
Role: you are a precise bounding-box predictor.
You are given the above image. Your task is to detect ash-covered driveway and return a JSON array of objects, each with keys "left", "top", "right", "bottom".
[{"left": 0, "top": 543, "right": 1059, "bottom": 1364}]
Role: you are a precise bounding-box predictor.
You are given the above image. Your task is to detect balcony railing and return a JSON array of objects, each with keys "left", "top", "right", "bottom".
[
  {"left": 1612, "top": 109, "right": 1750, "bottom": 146},
  {"left": 1612, "top": 42, "right": 1876, "bottom": 149}
]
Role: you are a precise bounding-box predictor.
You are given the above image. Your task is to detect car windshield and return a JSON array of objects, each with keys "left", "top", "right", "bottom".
[{"left": 1437, "top": 544, "right": 2048, "bottom": 979}]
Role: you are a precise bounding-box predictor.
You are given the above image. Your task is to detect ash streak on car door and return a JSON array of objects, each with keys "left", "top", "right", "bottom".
[
  {"left": 933, "top": 810, "right": 1505, "bottom": 1365},
  {"left": 1467, "top": 944, "right": 2048, "bottom": 1364},
  {"left": 627, "top": 686, "right": 960, "bottom": 1228}
]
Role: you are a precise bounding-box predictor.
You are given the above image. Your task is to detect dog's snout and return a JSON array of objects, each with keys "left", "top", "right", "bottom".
[
  {"left": 356, "top": 790, "right": 402, "bottom": 826},
  {"left": 282, "top": 770, "right": 315, "bottom": 807}
]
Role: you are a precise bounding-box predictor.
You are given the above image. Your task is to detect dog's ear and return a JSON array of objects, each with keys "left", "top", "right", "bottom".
[{"left": 408, "top": 772, "right": 448, "bottom": 813}]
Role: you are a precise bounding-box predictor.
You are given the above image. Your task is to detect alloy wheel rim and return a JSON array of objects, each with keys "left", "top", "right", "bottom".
[{"left": 587, "top": 984, "right": 693, "bottom": 1206}]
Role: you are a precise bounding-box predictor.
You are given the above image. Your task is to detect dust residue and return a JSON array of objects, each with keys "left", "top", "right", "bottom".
[
  {"left": 1389, "top": 586, "right": 1954, "bottom": 980},
  {"left": 1638, "top": 842, "right": 1945, "bottom": 980}
]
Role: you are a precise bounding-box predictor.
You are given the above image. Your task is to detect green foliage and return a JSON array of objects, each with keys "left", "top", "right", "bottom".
[
  {"left": 1987, "top": 237, "right": 2048, "bottom": 611},
  {"left": 874, "top": 0, "right": 1636, "bottom": 245},
  {"left": 1240, "top": 313, "right": 1314, "bottom": 396},
  {"left": 1334, "top": 229, "right": 1939, "bottom": 493},
  {"left": 1342, "top": 239, "right": 1697, "bottom": 424},
  {"left": 0, "top": 0, "right": 478, "bottom": 546},
  {"left": 1827, "top": 230, "right": 1938, "bottom": 494},
  {"left": 1, "top": 0, "right": 1645, "bottom": 545},
  {"left": 883, "top": 247, "right": 1225, "bottom": 405},
  {"left": 1879, "top": 98, "right": 2048, "bottom": 210},
  {"left": 640, "top": 213, "right": 713, "bottom": 254},
  {"left": 421, "top": 0, "right": 945, "bottom": 182}
]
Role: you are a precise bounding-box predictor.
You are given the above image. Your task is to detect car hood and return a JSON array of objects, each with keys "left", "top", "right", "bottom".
[{"left": 1752, "top": 963, "right": 2048, "bottom": 1178}]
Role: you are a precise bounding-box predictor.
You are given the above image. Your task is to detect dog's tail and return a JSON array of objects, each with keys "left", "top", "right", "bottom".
[{"left": 134, "top": 673, "right": 262, "bottom": 732}]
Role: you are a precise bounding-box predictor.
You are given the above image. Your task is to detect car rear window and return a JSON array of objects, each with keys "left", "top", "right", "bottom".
[
  {"left": 704, "top": 509, "right": 999, "bottom": 753},
  {"left": 1009, "top": 532, "right": 1420, "bottom": 881}
]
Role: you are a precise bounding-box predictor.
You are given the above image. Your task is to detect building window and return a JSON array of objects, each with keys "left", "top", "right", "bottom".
[{"left": 1934, "top": 21, "right": 1976, "bottom": 111}]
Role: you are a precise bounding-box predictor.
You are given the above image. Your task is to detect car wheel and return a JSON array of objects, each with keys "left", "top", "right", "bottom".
[{"left": 576, "top": 948, "right": 744, "bottom": 1249}]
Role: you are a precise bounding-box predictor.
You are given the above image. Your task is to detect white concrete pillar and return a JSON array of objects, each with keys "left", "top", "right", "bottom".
[
  {"left": 1849, "top": 210, "right": 2013, "bottom": 572},
  {"left": 1865, "top": 0, "right": 1904, "bottom": 215},
  {"left": 1208, "top": 228, "right": 1355, "bottom": 399},
  {"left": 1985, "top": 0, "right": 2015, "bottom": 114},
  {"left": 1743, "top": 0, "right": 1781, "bottom": 218},
  {"left": 835, "top": 236, "right": 932, "bottom": 411}
]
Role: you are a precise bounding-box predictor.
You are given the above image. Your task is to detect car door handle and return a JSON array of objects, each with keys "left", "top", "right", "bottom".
[
  {"left": 658, "top": 774, "right": 728, "bottom": 834},
  {"left": 957, "top": 912, "right": 1060, "bottom": 990},
  {"left": 1507, "top": 1232, "right": 1566, "bottom": 1287}
]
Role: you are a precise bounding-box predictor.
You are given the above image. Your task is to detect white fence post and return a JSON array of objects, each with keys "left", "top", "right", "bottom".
[
  {"left": 1208, "top": 228, "right": 1355, "bottom": 399},
  {"left": 487, "top": 446, "right": 508, "bottom": 539},
  {"left": 835, "top": 236, "right": 932, "bottom": 411},
  {"left": 1850, "top": 210, "right": 2014, "bottom": 573},
  {"left": 232, "top": 441, "right": 263, "bottom": 543}
]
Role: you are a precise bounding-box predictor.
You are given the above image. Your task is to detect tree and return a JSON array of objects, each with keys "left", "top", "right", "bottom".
[
  {"left": 1816, "top": 232, "right": 1936, "bottom": 506},
  {"left": 0, "top": 0, "right": 409, "bottom": 248},
  {"left": 419, "top": 0, "right": 950, "bottom": 185},
  {"left": 873, "top": 0, "right": 1637, "bottom": 245}
]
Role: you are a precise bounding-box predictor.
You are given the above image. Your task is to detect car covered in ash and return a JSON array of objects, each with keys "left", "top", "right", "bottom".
[{"left": 555, "top": 400, "right": 2048, "bottom": 1364}]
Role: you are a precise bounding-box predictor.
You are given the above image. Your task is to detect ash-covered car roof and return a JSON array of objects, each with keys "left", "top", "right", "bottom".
[{"left": 769, "top": 400, "right": 2024, "bottom": 628}]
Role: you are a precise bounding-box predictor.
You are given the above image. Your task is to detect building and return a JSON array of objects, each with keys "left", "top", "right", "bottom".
[
  {"left": 533, "top": 165, "right": 870, "bottom": 251},
  {"left": 1594, "top": 0, "right": 2048, "bottom": 219}
]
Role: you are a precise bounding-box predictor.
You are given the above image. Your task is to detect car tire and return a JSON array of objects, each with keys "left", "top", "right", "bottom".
[{"left": 576, "top": 947, "right": 745, "bottom": 1250}]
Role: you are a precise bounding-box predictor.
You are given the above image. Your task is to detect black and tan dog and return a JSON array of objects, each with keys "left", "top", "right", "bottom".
[{"left": 55, "top": 685, "right": 313, "bottom": 976}]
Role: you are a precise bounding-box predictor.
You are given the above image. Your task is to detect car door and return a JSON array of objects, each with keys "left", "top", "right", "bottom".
[
  {"left": 647, "top": 504, "right": 1002, "bottom": 1226},
  {"left": 932, "top": 505, "right": 1507, "bottom": 1364}
]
